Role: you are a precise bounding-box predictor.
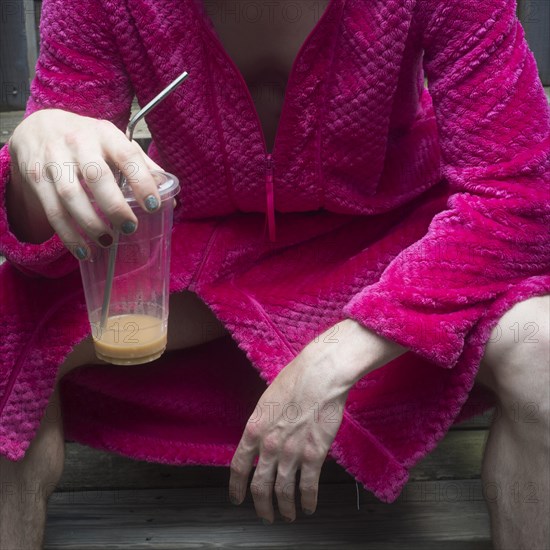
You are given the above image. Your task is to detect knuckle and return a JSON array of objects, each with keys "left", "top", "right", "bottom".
[
  {"left": 44, "top": 205, "right": 64, "bottom": 224},
  {"left": 274, "top": 481, "right": 287, "bottom": 498},
  {"left": 115, "top": 144, "right": 139, "bottom": 166},
  {"left": 41, "top": 146, "right": 59, "bottom": 165},
  {"left": 103, "top": 200, "right": 128, "bottom": 219},
  {"left": 56, "top": 181, "right": 77, "bottom": 201},
  {"left": 64, "top": 130, "right": 82, "bottom": 148},
  {"left": 250, "top": 480, "right": 267, "bottom": 499},
  {"left": 87, "top": 161, "right": 112, "bottom": 184},
  {"left": 302, "top": 446, "right": 323, "bottom": 464},
  {"left": 244, "top": 421, "right": 261, "bottom": 442},
  {"left": 81, "top": 216, "right": 101, "bottom": 235},
  {"left": 82, "top": 162, "right": 106, "bottom": 186},
  {"left": 23, "top": 164, "right": 40, "bottom": 183},
  {"left": 261, "top": 434, "right": 279, "bottom": 455},
  {"left": 42, "top": 142, "right": 57, "bottom": 160},
  {"left": 229, "top": 461, "right": 245, "bottom": 478}
]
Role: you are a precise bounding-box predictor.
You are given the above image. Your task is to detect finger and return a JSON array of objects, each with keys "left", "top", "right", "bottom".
[
  {"left": 138, "top": 150, "right": 175, "bottom": 209},
  {"left": 250, "top": 453, "right": 277, "bottom": 524},
  {"left": 32, "top": 176, "right": 90, "bottom": 260},
  {"left": 229, "top": 424, "right": 258, "bottom": 506},
  {"left": 274, "top": 460, "right": 299, "bottom": 523},
  {"left": 136, "top": 149, "right": 176, "bottom": 209},
  {"left": 138, "top": 149, "right": 164, "bottom": 173},
  {"left": 99, "top": 127, "right": 161, "bottom": 213},
  {"left": 76, "top": 154, "right": 138, "bottom": 235},
  {"left": 138, "top": 149, "right": 176, "bottom": 210},
  {"left": 48, "top": 152, "right": 115, "bottom": 247},
  {"left": 299, "top": 451, "right": 325, "bottom": 515}
]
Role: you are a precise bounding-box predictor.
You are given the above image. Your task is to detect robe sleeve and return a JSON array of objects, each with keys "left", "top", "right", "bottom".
[
  {"left": 0, "top": 0, "right": 133, "bottom": 278},
  {"left": 342, "top": 0, "right": 550, "bottom": 369}
]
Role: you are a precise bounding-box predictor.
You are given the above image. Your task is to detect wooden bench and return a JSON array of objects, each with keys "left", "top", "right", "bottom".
[{"left": 43, "top": 412, "right": 493, "bottom": 548}]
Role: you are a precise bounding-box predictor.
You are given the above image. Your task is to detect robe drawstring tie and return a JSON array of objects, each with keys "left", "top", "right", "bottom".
[{"left": 264, "top": 153, "right": 276, "bottom": 242}]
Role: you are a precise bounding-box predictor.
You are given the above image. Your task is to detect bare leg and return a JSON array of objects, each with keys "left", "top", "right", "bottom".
[
  {"left": 476, "top": 295, "right": 550, "bottom": 550},
  {"left": 0, "top": 334, "right": 99, "bottom": 550},
  {"left": 0, "top": 291, "right": 226, "bottom": 550}
]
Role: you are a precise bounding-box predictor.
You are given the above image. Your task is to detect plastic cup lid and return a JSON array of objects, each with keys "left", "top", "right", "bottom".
[
  {"left": 86, "top": 170, "right": 180, "bottom": 205},
  {"left": 120, "top": 170, "right": 180, "bottom": 204}
]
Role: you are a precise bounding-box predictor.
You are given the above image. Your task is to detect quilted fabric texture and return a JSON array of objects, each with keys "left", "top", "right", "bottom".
[{"left": 0, "top": 0, "right": 549, "bottom": 503}]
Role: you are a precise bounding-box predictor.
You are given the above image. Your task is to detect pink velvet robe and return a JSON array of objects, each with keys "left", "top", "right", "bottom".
[{"left": 0, "top": 0, "right": 549, "bottom": 503}]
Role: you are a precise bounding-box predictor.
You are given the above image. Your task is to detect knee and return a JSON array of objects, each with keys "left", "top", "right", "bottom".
[
  {"left": 479, "top": 295, "right": 549, "bottom": 425},
  {"left": 37, "top": 389, "right": 66, "bottom": 494},
  {"left": 0, "top": 445, "right": 64, "bottom": 504}
]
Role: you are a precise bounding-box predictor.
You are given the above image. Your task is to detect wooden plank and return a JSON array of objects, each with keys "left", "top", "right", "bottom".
[
  {"left": 58, "top": 430, "right": 487, "bottom": 491},
  {"left": 518, "top": 0, "right": 550, "bottom": 85},
  {"left": 452, "top": 409, "right": 493, "bottom": 429},
  {"left": 24, "top": 0, "right": 39, "bottom": 81},
  {"left": 410, "top": 429, "right": 487, "bottom": 481},
  {"left": 0, "top": 2, "right": 32, "bottom": 110},
  {"left": 2, "top": 87, "right": 550, "bottom": 146},
  {"left": 44, "top": 480, "right": 491, "bottom": 549}
]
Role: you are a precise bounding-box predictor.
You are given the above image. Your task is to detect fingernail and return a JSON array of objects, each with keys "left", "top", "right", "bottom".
[
  {"left": 98, "top": 233, "right": 113, "bottom": 247},
  {"left": 303, "top": 508, "right": 314, "bottom": 516},
  {"left": 75, "top": 246, "right": 87, "bottom": 260},
  {"left": 261, "top": 518, "right": 272, "bottom": 525},
  {"left": 121, "top": 220, "right": 137, "bottom": 234},
  {"left": 144, "top": 195, "right": 159, "bottom": 212}
]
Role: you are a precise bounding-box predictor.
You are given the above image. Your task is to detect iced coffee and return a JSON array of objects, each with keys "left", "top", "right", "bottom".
[{"left": 78, "top": 170, "right": 180, "bottom": 365}]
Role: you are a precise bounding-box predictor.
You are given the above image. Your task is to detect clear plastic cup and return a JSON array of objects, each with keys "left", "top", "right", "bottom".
[{"left": 78, "top": 170, "right": 180, "bottom": 365}]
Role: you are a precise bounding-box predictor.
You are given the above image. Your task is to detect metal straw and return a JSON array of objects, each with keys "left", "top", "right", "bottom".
[{"left": 99, "top": 71, "right": 189, "bottom": 331}]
